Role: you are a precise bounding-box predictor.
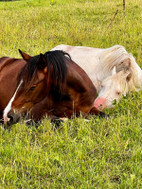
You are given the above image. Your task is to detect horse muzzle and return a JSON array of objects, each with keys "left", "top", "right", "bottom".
[
  {"left": 4, "top": 110, "right": 20, "bottom": 125},
  {"left": 94, "top": 97, "right": 107, "bottom": 110}
]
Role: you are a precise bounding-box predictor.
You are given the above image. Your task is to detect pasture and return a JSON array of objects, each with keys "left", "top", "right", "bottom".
[{"left": 0, "top": 0, "right": 142, "bottom": 188}]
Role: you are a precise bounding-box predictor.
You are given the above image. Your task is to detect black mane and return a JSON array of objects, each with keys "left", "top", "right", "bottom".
[
  {"left": 44, "top": 50, "right": 70, "bottom": 87},
  {"left": 18, "top": 50, "right": 71, "bottom": 92}
]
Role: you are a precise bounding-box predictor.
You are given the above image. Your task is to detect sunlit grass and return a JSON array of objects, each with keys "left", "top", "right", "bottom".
[{"left": 0, "top": 0, "right": 142, "bottom": 188}]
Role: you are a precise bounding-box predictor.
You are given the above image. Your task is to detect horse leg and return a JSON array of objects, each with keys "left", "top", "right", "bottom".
[{"left": 30, "top": 102, "right": 65, "bottom": 128}]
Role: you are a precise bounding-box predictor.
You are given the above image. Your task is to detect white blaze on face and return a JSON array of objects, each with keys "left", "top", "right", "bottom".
[{"left": 3, "top": 80, "right": 23, "bottom": 123}]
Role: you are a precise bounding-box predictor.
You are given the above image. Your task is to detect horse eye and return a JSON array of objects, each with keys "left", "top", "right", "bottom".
[{"left": 30, "top": 86, "right": 36, "bottom": 91}]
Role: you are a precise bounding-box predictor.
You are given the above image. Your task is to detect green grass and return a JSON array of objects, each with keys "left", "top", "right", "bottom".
[{"left": 0, "top": 0, "right": 142, "bottom": 188}]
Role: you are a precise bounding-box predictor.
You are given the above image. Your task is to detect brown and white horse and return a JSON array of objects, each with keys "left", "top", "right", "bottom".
[
  {"left": 51, "top": 45, "right": 142, "bottom": 110},
  {"left": 4, "top": 50, "right": 105, "bottom": 124}
]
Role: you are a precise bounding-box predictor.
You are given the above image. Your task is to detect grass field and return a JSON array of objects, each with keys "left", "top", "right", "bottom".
[{"left": 0, "top": 0, "right": 142, "bottom": 188}]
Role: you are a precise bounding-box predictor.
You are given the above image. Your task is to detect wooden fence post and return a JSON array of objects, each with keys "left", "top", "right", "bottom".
[{"left": 123, "top": 0, "right": 125, "bottom": 11}]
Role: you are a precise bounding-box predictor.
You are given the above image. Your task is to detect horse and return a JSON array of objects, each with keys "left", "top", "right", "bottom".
[
  {"left": 3, "top": 50, "right": 105, "bottom": 124},
  {"left": 51, "top": 45, "right": 142, "bottom": 110},
  {"left": 0, "top": 56, "right": 26, "bottom": 122}
]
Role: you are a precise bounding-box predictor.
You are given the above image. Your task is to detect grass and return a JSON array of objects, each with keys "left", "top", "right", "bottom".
[{"left": 0, "top": 0, "right": 142, "bottom": 188}]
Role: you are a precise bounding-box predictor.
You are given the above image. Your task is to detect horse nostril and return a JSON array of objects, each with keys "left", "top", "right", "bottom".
[
  {"left": 7, "top": 115, "right": 14, "bottom": 122},
  {"left": 6, "top": 111, "right": 20, "bottom": 125}
]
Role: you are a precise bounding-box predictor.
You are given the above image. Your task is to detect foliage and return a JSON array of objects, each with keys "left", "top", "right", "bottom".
[{"left": 0, "top": 0, "right": 142, "bottom": 188}]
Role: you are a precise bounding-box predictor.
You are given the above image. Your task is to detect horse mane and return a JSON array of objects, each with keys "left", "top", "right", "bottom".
[
  {"left": 126, "top": 54, "right": 142, "bottom": 91},
  {"left": 44, "top": 50, "right": 70, "bottom": 87},
  {"left": 18, "top": 50, "right": 71, "bottom": 92},
  {"left": 98, "top": 45, "right": 130, "bottom": 73},
  {"left": 97, "top": 45, "right": 142, "bottom": 91}
]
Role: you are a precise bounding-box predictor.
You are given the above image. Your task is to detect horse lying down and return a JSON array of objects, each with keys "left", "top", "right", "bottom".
[
  {"left": 3, "top": 50, "right": 106, "bottom": 125},
  {"left": 51, "top": 45, "right": 142, "bottom": 110}
]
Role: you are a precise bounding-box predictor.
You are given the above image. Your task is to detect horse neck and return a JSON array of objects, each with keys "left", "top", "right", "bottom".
[{"left": 66, "top": 61, "right": 97, "bottom": 97}]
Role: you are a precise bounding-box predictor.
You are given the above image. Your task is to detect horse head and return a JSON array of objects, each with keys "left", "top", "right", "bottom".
[
  {"left": 94, "top": 65, "right": 132, "bottom": 110},
  {"left": 3, "top": 50, "right": 70, "bottom": 123},
  {"left": 3, "top": 50, "right": 51, "bottom": 123}
]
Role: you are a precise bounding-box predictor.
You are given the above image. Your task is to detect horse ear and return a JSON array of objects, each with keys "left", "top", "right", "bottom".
[
  {"left": 38, "top": 53, "right": 47, "bottom": 73},
  {"left": 126, "top": 73, "right": 132, "bottom": 82},
  {"left": 111, "top": 66, "right": 116, "bottom": 76},
  {"left": 122, "top": 70, "right": 132, "bottom": 82},
  {"left": 124, "top": 70, "right": 131, "bottom": 82},
  {"left": 37, "top": 54, "right": 47, "bottom": 80},
  {"left": 19, "top": 49, "right": 31, "bottom": 61},
  {"left": 116, "top": 58, "right": 131, "bottom": 72},
  {"left": 121, "top": 59, "right": 131, "bottom": 81}
]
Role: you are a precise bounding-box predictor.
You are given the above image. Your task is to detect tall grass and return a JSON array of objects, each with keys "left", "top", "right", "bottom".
[{"left": 0, "top": 0, "right": 142, "bottom": 188}]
